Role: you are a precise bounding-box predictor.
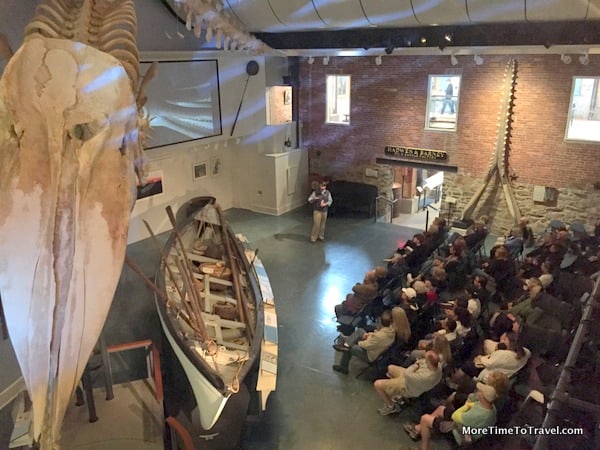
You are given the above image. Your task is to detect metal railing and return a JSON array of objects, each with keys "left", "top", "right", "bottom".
[{"left": 375, "top": 195, "right": 397, "bottom": 223}]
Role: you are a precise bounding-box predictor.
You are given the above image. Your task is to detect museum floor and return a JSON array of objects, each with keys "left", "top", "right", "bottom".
[
  {"left": 227, "top": 206, "right": 455, "bottom": 450},
  {"left": 2, "top": 205, "right": 463, "bottom": 450}
]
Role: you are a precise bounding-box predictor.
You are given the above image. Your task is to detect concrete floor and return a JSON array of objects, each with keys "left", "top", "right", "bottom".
[{"left": 225, "top": 206, "right": 452, "bottom": 450}]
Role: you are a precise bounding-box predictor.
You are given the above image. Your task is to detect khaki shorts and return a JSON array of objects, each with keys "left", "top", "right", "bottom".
[{"left": 381, "top": 365, "right": 407, "bottom": 397}]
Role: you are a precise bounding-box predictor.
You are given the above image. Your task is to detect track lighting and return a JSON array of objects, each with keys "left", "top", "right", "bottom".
[
  {"left": 308, "top": 56, "right": 315, "bottom": 65},
  {"left": 579, "top": 53, "right": 589, "bottom": 65},
  {"left": 450, "top": 54, "right": 458, "bottom": 66},
  {"left": 474, "top": 54, "right": 483, "bottom": 65},
  {"left": 375, "top": 55, "right": 382, "bottom": 66},
  {"left": 560, "top": 54, "right": 572, "bottom": 64},
  {"left": 323, "top": 56, "right": 329, "bottom": 65}
]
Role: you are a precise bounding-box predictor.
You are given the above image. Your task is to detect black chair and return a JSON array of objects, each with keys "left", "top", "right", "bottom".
[{"left": 355, "top": 340, "right": 396, "bottom": 379}]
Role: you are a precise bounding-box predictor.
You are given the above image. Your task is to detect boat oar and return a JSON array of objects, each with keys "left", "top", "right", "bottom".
[
  {"left": 215, "top": 205, "right": 253, "bottom": 340},
  {"left": 124, "top": 255, "right": 200, "bottom": 334},
  {"left": 165, "top": 206, "right": 214, "bottom": 350},
  {"left": 143, "top": 220, "right": 202, "bottom": 335}
]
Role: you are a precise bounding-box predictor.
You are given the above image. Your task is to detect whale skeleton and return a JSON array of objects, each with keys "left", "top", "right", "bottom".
[{"left": 0, "top": 1, "right": 153, "bottom": 448}]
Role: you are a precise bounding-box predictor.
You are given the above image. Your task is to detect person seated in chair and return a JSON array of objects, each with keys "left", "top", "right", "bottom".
[
  {"left": 481, "top": 245, "right": 519, "bottom": 300},
  {"left": 519, "top": 217, "right": 535, "bottom": 248},
  {"left": 411, "top": 333, "right": 453, "bottom": 368},
  {"left": 402, "top": 382, "right": 497, "bottom": 450},
  {"left": 453, "top": 331, "right": 530, "bottom": 386},
  {"left": 334, "top": 267, "right": 385, "bottom": 317},
  {"left": 503, "top": 227, "right": 524, "bottom": 258},
  {"left": 507, "top": 277, "right": 547, "bottom": 327},
  {"left": 374, "top": 351, "right": 442, "bottom": 415},
  {"left": 392, "top": 286, "right": 420, "bottom": 322},
  {"left": 464, "top": 220, "right": 488, "bottom": 250},
  {"left": 333, "top": 308, "right": 409, "bottom": 375},
  {"left": 388, "top": 233, "right": 431, "bottom": 277}
]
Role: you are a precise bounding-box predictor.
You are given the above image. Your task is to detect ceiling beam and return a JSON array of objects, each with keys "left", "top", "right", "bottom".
[{"left": 255, "top": 21, "right": 600, "bottom": 51}]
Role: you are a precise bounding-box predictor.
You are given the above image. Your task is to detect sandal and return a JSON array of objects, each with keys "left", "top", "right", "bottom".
[{"left": 402, "top": 422, "right": 420, "bottom": 440}]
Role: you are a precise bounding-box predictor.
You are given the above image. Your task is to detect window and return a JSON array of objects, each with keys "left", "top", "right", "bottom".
[
  {"left": 326, "top": 75, "right": 351, "bottom": 124},
  {"left": 426, "top": 75, "right": 461, "bottom": 131},
  {"left": 565, "top": 77, "right": 600, "bottom": 142}
]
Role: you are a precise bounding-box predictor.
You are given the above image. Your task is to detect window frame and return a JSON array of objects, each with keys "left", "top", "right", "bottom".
[
  {"left": 425, "top": 74, "right": 462, "bottom": 132},
  {"left": 564, "top": 76, "right": 600, "bottom": 143},
  {"left": 325, "top": 74, "right": 351, "bottom": 125}
]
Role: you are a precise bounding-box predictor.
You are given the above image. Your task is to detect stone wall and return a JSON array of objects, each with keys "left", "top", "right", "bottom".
[
  {"left": 311, "top": 162, "right": 395, "bottom": 216},
  {"left": 442, "top": 173, "right": 600, "bottom": 236}
]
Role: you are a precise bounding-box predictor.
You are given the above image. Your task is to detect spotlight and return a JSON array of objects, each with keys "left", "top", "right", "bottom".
[
  {"left": 560, "top": 54, "right": 572, "bottom": 64},
  {"left": 308, "top": 56, "right": 315, "bottom": 65},
  {"left": 450, "top": 54, "right": 458, "bottom": 66},
  {"left": 579, "top": 53, "right": 589, "bottom": 65},
  {"left": 375, "top": 55, "right": 382, "bottom": 66},
  {"left": 323, "top": 56, "right": 329, "bottom": 65},
  {"left": 420, "top": 36, "right": 427, "bottom": 45},
  {"left": 385, "top": 46, "right": 394, "bottom": 55},
  {"left": 444, "top": 33, "right": 453, "bottom": 43},
  {"left": 474, "top": 54, "right": 483, "bottom": 65}
]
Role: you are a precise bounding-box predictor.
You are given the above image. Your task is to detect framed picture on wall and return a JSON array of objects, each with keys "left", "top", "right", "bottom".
[
  {"left": 137, "top": 170, "right": 164, "bottom": 200},
  {"left": 210, "top": 156, "right": 223, "bottom": 177},
  {"left": 192, "top": 162, "right": 208, "bottom": 180}
]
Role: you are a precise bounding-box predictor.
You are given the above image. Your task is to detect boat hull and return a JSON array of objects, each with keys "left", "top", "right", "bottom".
[{"left": 155, "top": 202, "right": 267, "bottom": 433}]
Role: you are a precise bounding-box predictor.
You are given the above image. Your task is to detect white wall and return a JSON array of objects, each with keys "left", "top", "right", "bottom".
[{"left": 128, "top": 54, "right": 307, "bottom": 243}]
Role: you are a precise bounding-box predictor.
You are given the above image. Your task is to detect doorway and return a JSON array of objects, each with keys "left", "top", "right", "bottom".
[{"left": 392, "top": 167, "right": 443, "bottom": 231}]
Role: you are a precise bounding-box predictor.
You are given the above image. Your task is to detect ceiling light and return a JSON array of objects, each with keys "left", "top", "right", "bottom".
[
  {"left": 474, "top": 54, "right": 483, "bottom": 65},
  {"left": 308, "top": 56, "right": 315, "bottom": 65},
  {"left": 420, "top": 37, "right": 427, "bottom": 45},
  {"left": 560, "top": 54, "right": 572, "bottom": 64},
  {"left": 375, "top": 55, "right": 382, "bottom": 66},
  {"left": 323, "top": 56, "right": 329, "bottom": 65},
  {"left": 579, "top": 53, "right": 589, "bottom": 65},
  {"left": 450, "top": 54, "right": 458, "bottom": 66}
]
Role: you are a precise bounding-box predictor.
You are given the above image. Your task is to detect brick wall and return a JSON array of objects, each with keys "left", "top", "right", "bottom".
[{"left": 298, "top": 54, "right": 600, "bottom": 188}]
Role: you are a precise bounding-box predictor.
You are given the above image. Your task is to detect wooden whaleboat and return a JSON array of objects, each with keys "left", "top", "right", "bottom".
[{"left": 153, "top": 199, "right": 277, "bottom": 432}]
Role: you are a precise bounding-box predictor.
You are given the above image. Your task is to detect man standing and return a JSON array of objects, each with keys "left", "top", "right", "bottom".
[
  {"left": 441, "top": 79, "right": 455, "bottom": 114},
  {"left": 308, "top": 181, "right": 333, "bottom": 242}
]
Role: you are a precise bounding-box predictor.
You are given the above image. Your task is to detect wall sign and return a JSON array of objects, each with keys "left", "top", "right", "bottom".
[{"left": 384, "top": 146, "right": 448, "bottom": 162}]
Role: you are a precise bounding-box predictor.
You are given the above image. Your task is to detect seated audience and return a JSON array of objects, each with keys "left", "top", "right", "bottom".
[
  {"left": 446, "top": 305, "right": 472, "bottom": 338},
  {"left": 373, "top": 351, "right": 442, "bottom": 415},
  {"left": 412, "top": 333, "right": 454, "bottom": 366},
  {"left": 392, "top": 287, "right": 420, "bottom": 322},
  {"left": 503, "top": 227, "right": 524, "bottom": 258},
  {"left": 454, "top": 331, "right": 530, "bottom": 384},
  {"left": 402, "top": 381, "right": 497, "bottom": 450},
  {"left": 519, "top": 217, "right": 535, "bottom": 248},
  {"left": 334, "top": 267, "right": 384, "bottom": 317},
  {"left": 507, "top": 277, "right": 546, "bottom": 327},
  {"left": 537, "top": 261, "right": 554, "bottom": 289},
  {"left": 464, "top": 220, "right": 488, "bottom": 250},
  {"left": 332, "top": 308, "right": 410, "bottom": 375},
  {"left": 388, "top": 233, "right": 431, "bottom": 277},
  {"left": 481, "top": 245, "right": 518, "bottom": 299}
]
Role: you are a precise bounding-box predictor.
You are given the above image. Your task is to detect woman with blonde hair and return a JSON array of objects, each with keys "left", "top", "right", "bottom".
[
  {"left": 431, "top": 334, "right": 452, "bottom": 368},
  {"left": 412, "top": 333, "right": 453, "bottom": 368},
  {"left": 392, "top": 306, "right": 411, "bottom": 344}
]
